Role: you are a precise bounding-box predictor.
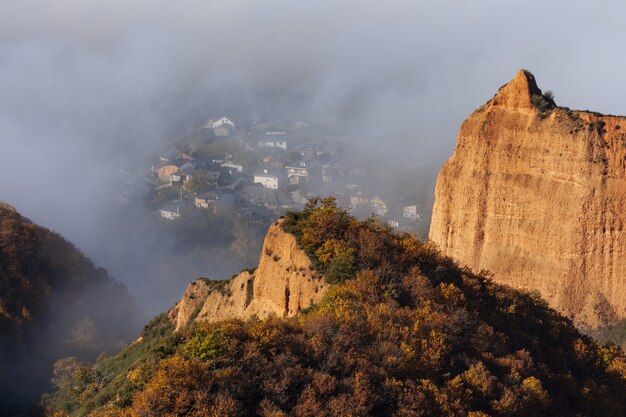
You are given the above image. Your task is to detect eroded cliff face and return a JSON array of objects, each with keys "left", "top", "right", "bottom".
[
  {"left": 430, "top": 70, "right": 626, "bottom": 328},
  {"left": 169, "top": 221, "right": 327, "bottom": 331}
]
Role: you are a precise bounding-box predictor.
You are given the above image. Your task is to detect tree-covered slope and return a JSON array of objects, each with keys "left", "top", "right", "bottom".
[
  {"left": 0, "top": 202, "right": 144, "bottom": 415},
  {"left": 44, "top": 198, "right": 626, "bottom": 417}
]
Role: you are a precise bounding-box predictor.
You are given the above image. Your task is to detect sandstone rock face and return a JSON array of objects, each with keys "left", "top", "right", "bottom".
[
  {"left": 430, "top": 70, "right": 626, "bottom": 328},
  {"left": 169, "top": 221, "right": 327, "bottom": 331}
]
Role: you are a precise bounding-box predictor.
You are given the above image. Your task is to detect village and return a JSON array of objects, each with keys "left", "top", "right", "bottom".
[{"left": 122, "top": 115, "right": 428, "bottom": 237}]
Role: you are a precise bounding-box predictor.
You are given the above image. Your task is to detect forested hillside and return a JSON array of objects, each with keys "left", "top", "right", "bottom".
[
  {"left": 0, "top": 202, "right": 144, "bottom": 415},
  {"left": 44, "top": 199, "right": 626, "bottom": 417}
]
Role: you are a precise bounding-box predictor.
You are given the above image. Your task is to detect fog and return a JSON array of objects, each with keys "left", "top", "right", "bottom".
[{"left": 2, "top": 0, "right": 626, "bottom": 315}]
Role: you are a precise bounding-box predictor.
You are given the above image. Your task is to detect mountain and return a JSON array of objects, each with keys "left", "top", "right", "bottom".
[
  {"left": 44, "top": 199, "right": 626, "bottom": 417},
  {"left": 430, "top": 70, "right": 626, "bottom": 329},
  {"left": 0, "top": 202, "right": 144, "bottom": 415}
]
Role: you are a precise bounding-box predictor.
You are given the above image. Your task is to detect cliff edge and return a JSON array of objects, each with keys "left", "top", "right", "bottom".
[
  {"left": 429, "top": 70, "right": 626, "bottom": 328},
  {"left": 168, "top": 220, "right": 327, "bottom": 331}
]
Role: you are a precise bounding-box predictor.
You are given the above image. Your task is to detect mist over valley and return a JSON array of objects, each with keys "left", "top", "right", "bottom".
[{"left": 2, "top": 1, "right": 626, "bottom": 416}]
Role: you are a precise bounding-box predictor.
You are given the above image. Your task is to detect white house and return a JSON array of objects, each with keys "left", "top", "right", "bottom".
[
  {"left": 253, "top": 167, "right": 283, "bottom": 190},
  {"left": 258, "top": 139, "right": 288, "bottom": 150},
  {"left": 258, "top": 131, "right": 288, "bottom": 150},
  {"left": 402, "top": 205, "right": 419, "bottom": 220},
  {"left": 202, "top": 117, "right": 235, "bottom": 137},
  {"left": 212, "top": 117, "right": 235, "bottom": 130},
  {"left": 259, "top": 139, "right": 287, "bottom": 150}
]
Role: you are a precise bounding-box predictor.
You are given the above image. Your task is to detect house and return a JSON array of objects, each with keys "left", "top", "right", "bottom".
[
  {"left": 285, "top": 159, "right": 322, "bottom": 185},
  {"left": 349, "top": 192, "right": 369, "bottom": 211},
  {"left": 159, "top": 201, "right": 185, "bottom": 220},
  {"left": 212, "top": 117, "right": 235, "bottom": 130},
  {"left": 155, "top": 163, "right": 179, "bottom": 180},
  {"left": 237, "top": 185, "right": 292, "bottom": 212},
  {"left": 258, "top": 131, "right": 288, "bottom": 150},
  {"left": 222, "top": 161, "right": 243, "bottom": 175},
  {"left": 178, "top": 167, "right": 221, "bottom": 184},
  {"left": 219, "top": 156, "right": 244, "bottom": 174},
  {"left": 202, "top": 117, "right": 235, "bottom": 137},
  {"left": 214, "top": 126, "right": 232, "bottom": 137},
  {"left": 258, "top": 137, "right": 288, "bottom": 150},
  {"left": 214, "top": 192, "right": 236, "bottom": 213},
  {"left": 402, "top": 205, "right": 420, "bottom": 220},
  {"left": 153, "top": 159, "right": 187, "bottom": 182},
  {"left": 370, "top": 196, "right": 388, "bottom": 216},
  {"left": 195, "top": 191, "right": 218, "bottom": 209},
  {"left": 195, "top": 188, "right": 240, "bottom": 212},
  {"left": 253, "top": 167, "right": 284, "bottom": 190}
]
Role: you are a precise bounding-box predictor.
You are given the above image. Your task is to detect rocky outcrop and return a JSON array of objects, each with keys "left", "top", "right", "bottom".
[
  {"left": 430, "top": 70, "right": 626, "bottom": 328},
  {"left": 169, "top": 220, "right": 327, "bottom": 331}
]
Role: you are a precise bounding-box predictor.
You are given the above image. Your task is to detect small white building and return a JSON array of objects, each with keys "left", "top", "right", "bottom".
[
  {"left": 202, "top": 117, "right": 235, "bottom": 137},
  {"left": 403, "top": 205, "right": 419, "bottom": 220},
  {"left": 211, "top": 117, "right": 235, "bottom": 130},
  {"left": 258, "top": 131, "right": 288, "bottom": 150},
  {"left": 253, "top": 167, "right": 283, "bottom": 190},
  {"left": 258, "top": 139, "right": 287, "bottom": 150}
]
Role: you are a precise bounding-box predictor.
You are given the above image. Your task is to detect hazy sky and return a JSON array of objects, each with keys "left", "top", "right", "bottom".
[{"left": 1, "top": 0, "right": 626, "bottom": 310}]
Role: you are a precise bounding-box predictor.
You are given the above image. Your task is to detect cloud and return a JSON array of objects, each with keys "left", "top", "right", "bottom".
[{"left": 1, "top": 0, "right": 625, "bottom": 312}]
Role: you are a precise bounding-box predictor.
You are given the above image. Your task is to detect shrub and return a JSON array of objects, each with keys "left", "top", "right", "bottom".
[
  {"left": 531, "top": 94, "right": 555, "bottom": 119},
  {"left": 182, "top": 328, "right": 225, "bottom": 361}
]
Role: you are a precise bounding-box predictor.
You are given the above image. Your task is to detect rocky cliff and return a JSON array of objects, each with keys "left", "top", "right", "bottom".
[
  {"left": 430, "top": 70, "right": 626, "bottom": 329},
  {"left": 169, "top": 220, "right": 327, "bottom": 331}
]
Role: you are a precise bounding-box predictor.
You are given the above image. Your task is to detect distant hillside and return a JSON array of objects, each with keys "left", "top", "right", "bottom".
[
  {"left": 430, "top": 70, "right": 626, "bottom": 329},
  {"left": 44, "top": 199, "right": 626, "bottom": 417},
  {"left": 0, "top": 202, "right": 144, "bottom": 415}
]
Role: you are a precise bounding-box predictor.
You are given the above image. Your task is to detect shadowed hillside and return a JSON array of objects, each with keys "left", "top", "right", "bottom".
[{"left": 0, "top": 202, "right": 144, "bottom": 415}]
